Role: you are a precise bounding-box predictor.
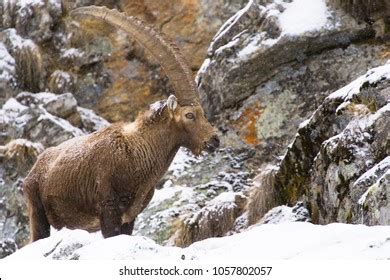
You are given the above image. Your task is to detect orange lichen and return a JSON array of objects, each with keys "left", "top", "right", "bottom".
[
  {"left": 232, "top": 101, "right": 263, "bottom": 146},
  {"left": 97, "top": 30, "right": 166, "bottom": 122}
]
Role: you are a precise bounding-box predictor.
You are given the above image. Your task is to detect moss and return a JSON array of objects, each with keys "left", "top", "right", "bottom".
[
  {"left": 346, "top": 209, "right": 353, "bottom": 223},
  {"left": 351, "top": 94, "right": 378, "bottom": 112}
]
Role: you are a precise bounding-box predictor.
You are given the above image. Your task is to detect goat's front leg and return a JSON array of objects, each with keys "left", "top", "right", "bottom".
[
  {"left": 99, "top": 198, "right": 122, "bottom": 238},
  {"left": 120, "top": 220, "right": 135, "bottom": 235}
]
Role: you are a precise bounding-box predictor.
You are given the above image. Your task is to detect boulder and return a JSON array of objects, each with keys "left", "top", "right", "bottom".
[
  {"left": 1, "top": 97, "right": 83, "bottom": 147},
  {"left": 2, "top": 139, "right": 44, "bottom": 180},
  {"left": 259, "top": 202, "right": 311, "bottom": 224}
]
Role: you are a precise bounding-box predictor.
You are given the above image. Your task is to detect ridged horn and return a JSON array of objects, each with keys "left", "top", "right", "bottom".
[{"left": 70, "top": 6, "right": 199, "bottom": 106}]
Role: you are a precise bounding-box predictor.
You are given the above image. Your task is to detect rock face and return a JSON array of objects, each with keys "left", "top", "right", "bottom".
[
  {"left": 196, "top": 0, "right": 388, "bottom": 169},
  {"left": 198, "top": 0, "right": 370, "bottom": 117},
  {"left": 0, "top": 91, "right": 109, "bottom": 251},
  {"left": 246, "top": 64, "right": 390, "bottom": 226},
  {"left": 326, "top": 0, "right": 390, "bottom": 37},
  {"left": 1, "top": 0, "right": 244, "bottom": 122}
]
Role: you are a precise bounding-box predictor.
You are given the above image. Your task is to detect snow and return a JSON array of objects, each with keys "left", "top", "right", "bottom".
[
  {"left": 37, "top": 108, "right": 84, "bottom": 137},
  {"left": 260, "top": 204, "right": 310, "bottom": 224},
  {"left": 207, "top": 192, "right": 237, "bottom": 206},
  {"left": 8, "top": 223, "right": 390, "bottom": 260},
  {"left": 236, "top": 34, "right": 263, "bottom": 59},
  {"left": 3, "top": 98, "right": 26, "bottom": 112},
  {"left": 357, "top": 158, "right": 390, "bottom": 206},
  {"left": 15, "top": 0, "right": 43, "bottom": 6},
  {"left": 328, "top": 63, "right": 390, "bottom": 101},
  {"left": 215, "top": 38, "right": 240, "bottom": 55},
  {"left": 147, "top": 182, "right": 194, "bottom": 209},
  {"left": 298, "top": 119, "right": 310, "bottom": 129},
  {"left": 276, "top": 0, "right": 331, "bottom": 36},
  {"left": 225, "top": 0, "right": 336, "bottom": 62},
  {"left": 337, "top": 102, "right": 390, "bottom": 140},
  {"left": 0, "top": 43, "right": 15, "bottom": 81},
  {"left": 355, "top": 157, "right": 390, "bottom": 191},
  {"left": 77, "top": 107, "right": 110, "bottom": 132},
  {"left": 149, "top": 100, "right": 166, "bottom": 113},
  {"left": 168, "top": 148, "right": 199, "bottom": 177},
  {"left": 62, "top": 48, "right": 83, "bottom": 59},
  {"left": 3, "top": 28, "right": 37, "bottom": 51}
]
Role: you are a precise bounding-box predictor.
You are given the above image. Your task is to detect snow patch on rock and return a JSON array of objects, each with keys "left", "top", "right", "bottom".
[
  {"left": 0, "top": 43, "right": 15, "bottom": 82},
  {"left": 276, "top": 0, "right": 332, "bottom": 36}
]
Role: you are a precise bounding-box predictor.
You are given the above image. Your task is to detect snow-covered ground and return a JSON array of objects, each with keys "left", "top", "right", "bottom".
[{"left": 7, "top": 222, "right": 390, "bottom": 260}]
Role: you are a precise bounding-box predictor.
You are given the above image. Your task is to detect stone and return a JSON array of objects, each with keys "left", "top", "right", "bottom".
[
  {"left": 43, "top": 92, "right": 78, "bottom": 119},
  {"left": 1, "top": 97, "right": 84, "bottom": 147},
  {"left": 0, "top": 239, "right": 17, "bottom": 259},
  {"left": 2, "top": 139, "right": 44, "bottom": 180},
  {"left": 259, "top": 202, "right": 311, "bottom": 224},
  {"left": 77, "top": 107, "right": 110, "bottom": 132},
  {"left": 48, "top": 70, "right": 76, "bottom": 95}
]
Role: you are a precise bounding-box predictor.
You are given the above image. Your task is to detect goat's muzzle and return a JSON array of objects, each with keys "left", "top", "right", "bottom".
[{"left": 204, "top": 135, "right": 220, "bottom": 153}]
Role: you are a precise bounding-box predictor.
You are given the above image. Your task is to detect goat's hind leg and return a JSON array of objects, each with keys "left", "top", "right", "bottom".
[{"left": 23, "top": 180, "right": 50, "bottom": 242}]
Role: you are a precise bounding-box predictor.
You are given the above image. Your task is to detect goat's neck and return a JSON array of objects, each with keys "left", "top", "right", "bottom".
[
  {"left": 125, "top": 118, "right": 181, "bottom": 174},
  {"left": 143, "top": 121, "right": 181, "bottom": 166}
]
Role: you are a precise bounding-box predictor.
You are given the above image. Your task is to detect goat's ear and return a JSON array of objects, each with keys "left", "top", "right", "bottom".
[{"left": 167, "top": 95, "right": 178, "bottom": 112}]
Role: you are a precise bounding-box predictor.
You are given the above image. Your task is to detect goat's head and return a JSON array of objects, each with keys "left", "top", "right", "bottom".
[
  {"left": 163, "top": 95, "right": 219, "bottom": 155},
  {"left": 71, "top": 6, "right": 220, "bottom": 156}
]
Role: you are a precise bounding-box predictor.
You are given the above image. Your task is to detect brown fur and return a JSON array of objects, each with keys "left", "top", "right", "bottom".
[
  {"left": 24, "top": 6, "right": 219, "bottom": 242},
  {"left": 24, "top": 100, "right": 219, "bottom": 241}
]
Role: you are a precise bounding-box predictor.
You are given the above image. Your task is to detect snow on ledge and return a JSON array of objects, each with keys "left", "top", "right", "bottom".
[
  {"left": 7, "top": 223, "right": 390, "bottom": 260},
  {"left": 276, "top": 0, "right": 332, "bottom": 36},
  {"left": 327, "top": 63, "right": 390, "bottom": 101}
]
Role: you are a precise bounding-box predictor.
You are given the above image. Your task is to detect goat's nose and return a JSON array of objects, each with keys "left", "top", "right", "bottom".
[{"left": 210, "top": 135, "right": 220, "bottom": 148}]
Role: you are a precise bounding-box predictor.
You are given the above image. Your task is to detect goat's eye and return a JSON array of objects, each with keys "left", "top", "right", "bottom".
[{"left": 185, "top": 112, "right": 195, "bottom": 120}]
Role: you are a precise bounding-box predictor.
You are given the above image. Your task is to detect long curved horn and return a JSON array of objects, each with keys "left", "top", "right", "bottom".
[{"left": 70, "top": 6, "right": 199, "bottom": 106}]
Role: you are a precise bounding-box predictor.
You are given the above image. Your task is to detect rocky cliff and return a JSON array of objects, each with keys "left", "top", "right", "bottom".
[{"left": 1, "top": 0, "right": 389, "bottom": 259}]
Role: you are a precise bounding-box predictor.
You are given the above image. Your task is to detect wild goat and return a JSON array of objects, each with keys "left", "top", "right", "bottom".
[{"left": 23, "top": 6, "right": 220, "bottom": 242}]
